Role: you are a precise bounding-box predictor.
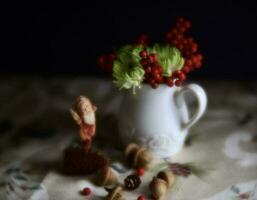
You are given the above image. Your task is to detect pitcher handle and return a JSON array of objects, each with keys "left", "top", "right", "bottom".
[{"left": 175, "top": 83, "right": 207, "bottom": 132}]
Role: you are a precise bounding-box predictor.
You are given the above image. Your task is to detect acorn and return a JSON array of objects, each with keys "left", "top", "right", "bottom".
[
  {"left": 105, "top": 186, "right": 125, "bottom": 200},
  {"left": 95, "top": 165, "right": 117, "bottom": 186},
  {"left": 149, "top": 177, "right": 168, "bottom": 200},
  {"left": 157, "top": 170, "right": 175, "bottom": 187},
  {"left": 124, "top": 143, "right": 153, "bottom": 169}
]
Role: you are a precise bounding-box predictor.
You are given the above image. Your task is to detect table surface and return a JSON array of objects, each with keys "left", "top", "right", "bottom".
[{"left": 0, "top": 78, "right": 257, "bottom": 200}]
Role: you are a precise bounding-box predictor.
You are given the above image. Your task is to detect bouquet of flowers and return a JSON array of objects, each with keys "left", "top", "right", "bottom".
[{"left": 98, "top": 17, "right": 203, "bottom": 92}]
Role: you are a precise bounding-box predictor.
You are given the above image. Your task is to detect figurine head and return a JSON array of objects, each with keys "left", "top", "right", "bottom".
[{"left": 71, "top": 95, "right": 97, "bottom": 125}]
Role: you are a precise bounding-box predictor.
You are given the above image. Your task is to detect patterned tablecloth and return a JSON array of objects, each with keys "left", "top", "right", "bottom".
[{"left": 0, "top": 77, "right": 257, "bottom": 200}]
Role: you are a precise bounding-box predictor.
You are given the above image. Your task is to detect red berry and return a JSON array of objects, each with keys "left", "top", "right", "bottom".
[
  {"left": 173, "top": 70, "right": 182, "bottom": 78},
  {"left": 137, "top": 195, "right": 146, "bottom": 200},
  {"left": 156, "top": 76, "right": 164, "bottom": 83},
  {"left": 175, "top": 80, "right": 182, "bottom": 86},
  {"left": 184, "top": 21, "right": 192, "bottom": 29},
  {"left": 184, "top": 50, "right": 192, "bottom": 57},
  {"left": 178, "top": 44, "right": 184, "bottom": 50},
  {"left": 108, "top": 53, "right": 116, "bottom": 61},
  {"left": 136, "top": 34, "right": 149, "bottom": 45},
  {"left": 191, "top": 43, "right": 198, "bottom": 53},
  {"left": 195, "top": 61, "right": 202, "bottom": 68},
  {"left": 97, "top": 55, "right": 106, "bottom": 65},
  {"left": 176, "top": 34, "right": 183, "bottom": 40},
  {"left": 182, "top": 65, "right": 191, "bottom": 73},
  {"left": 172, "top": 39, "right": 179, "bottom": 45},
  {"left": 165, "top": 32, "right": 173, "bottom": 40},
  {"left": 136, "top": 168, "right": 145, "bottom": 176},
  {"left": 178, "top": 72, "right": 186, "bottom": 81},
  {"left": 151, "top": 82, "right": 158, "bottom": 89},
  {"left": 185, "top": 59, "right": 193, "bottom": 66},
  {"left": 178, "top": 26, "right": 186, "bottom": 33},
  {"left": 140, "top": 50, "right": 148, "bottom": 58},
  {"left": 187, "top": 37, "right": 194, "bottom": 44},
  {"left": 177, "top": 17, "right": 185, "bottom": 24},
  {"left": 166, "top": 78, "right": 174, "bottom": 87},
  {"left": 154, "top": 73, "right": 161, "bottom": 80},
  {"left": 152, "top": 67, "right": 159, "bottom": 75},
  {"left": 145, "top": 66, "right": 152, "bottom": 73},
  {"left": 156, "top": 66, "right": 163, "bottom": 74},
  {"left": 171, "top": 28, "right": 178, "bottom": 35},
  {"left": 196, "top": 54, "right": 203, "bottom": 61},
  {"left": 140, "top": 59, "right": 148, "bottom": 66},
  {"left": 192, "top": 55, "right": 201, "bottom": 64},
  {"left": 148, "top": 54, "right": 157, "bottom": 63},
  {"left": 81, "top": 187, "right": 91, "bottom": 196}
]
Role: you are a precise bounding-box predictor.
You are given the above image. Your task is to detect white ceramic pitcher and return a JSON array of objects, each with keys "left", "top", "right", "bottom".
[{"left": 118, "top": 83, "right": 207, "bottom": 158}]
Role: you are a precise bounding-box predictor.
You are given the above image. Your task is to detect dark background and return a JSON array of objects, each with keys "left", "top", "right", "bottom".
[{"left": 1, "top": 1, "right": 257, "bottom": 79}]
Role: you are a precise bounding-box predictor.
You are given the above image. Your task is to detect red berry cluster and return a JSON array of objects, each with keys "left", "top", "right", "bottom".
[
  {"left": 139, "top": 49, "right": 163, "bottom": 89},
  {"left": 165, "top": 17, "right": 203, "bottom": 74},
  {"left": 97, "top": 53, "right": 116, "bottom": 72},
  {"left": 139, "top": 49, "right": 186, "bottom": 88}
]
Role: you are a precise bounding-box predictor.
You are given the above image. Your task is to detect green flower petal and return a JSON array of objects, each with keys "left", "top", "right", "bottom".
[{"left": 112, "top": 45, "right": 145, "bottom": 90}]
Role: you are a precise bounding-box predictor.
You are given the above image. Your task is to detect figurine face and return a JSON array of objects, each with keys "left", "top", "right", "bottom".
[
  {"left": 77, "top": 96, "right": 96, "bottom": 125},
  {"left": 83, "top": 110, "right": 95, "bottom": 125}
]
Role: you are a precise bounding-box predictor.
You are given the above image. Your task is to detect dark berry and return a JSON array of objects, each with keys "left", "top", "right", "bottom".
[
  {"left": 175, "top": 80, "right": 182, "bottom": 86},
  {"left": 139, "top": 50, "right": 148, "bottom": 58},
  {"left": 149, "top": 54, "right": 157, "bottom": 62},
  {"left": 137, "top": 195, "right": 146, "bottom": 200},
  {"left": 81, "top": 187, "right": 91, "bottom": 196},
  {"left": 145, "top": 66, "right": 152, "bottom": 73},
  {"left": 140, "top": 59, "right": 148, "bottom": 66},
  {"left": 166, "top": 78, "right": 174, "bottom": 87},
  {"left": 178, "top": 72, "right": 186, "bottom": 81},
  {"left": 182, "top": 66, "right": 190, "bottom": 73},
  {"left": 136, "top": 168, "right": 145, "bottom": 176}
]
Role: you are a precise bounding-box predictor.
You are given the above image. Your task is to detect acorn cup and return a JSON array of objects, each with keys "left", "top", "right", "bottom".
[
  {"left": 105, "top": 186, "right": 125, "bottom": 200},
  {"left": 124, "top": 143, "right": 153, "bottom": 169},
  {"left": 95, "top": 165, "right": 117, "bottom": 186},
  {"left": 149, "top": 170, "right": 176, "bottom": 200},
  {"left": 157, "top": 170, "right": 175, "bottom": 188}
]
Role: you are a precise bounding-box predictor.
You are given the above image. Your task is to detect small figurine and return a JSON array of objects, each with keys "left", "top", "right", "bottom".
[{"left": 70, "top": 95, "right": 97, "bottom": 152}]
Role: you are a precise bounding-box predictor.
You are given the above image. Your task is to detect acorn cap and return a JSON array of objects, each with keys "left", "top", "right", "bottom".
[
  {"left": 96, "top": 165, "right": 117, "bottom": 186},
  {"left": 134, "top": 147, "right": 153, "bottom": 169},
  {"left": 106, "top": 186, "right": 125, "bottom": 200},
  {"left": 124, "top": 143, "right": 139, "bottom": 158},
  {"left": 157, "top": 170, "right": 175, "bottom": 188}
]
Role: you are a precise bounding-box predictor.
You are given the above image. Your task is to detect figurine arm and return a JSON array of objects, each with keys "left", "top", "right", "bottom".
[{"left": 70, "top": 108, "right": 82, "bottom": 125}]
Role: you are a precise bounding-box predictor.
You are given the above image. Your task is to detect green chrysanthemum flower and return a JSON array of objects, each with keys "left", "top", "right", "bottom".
[
  {"left": 147, "top": 44, "right": 184, "bottom": 77},
  {"left": 113, "top": 45, "right": 145, "bottom": 90}
]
